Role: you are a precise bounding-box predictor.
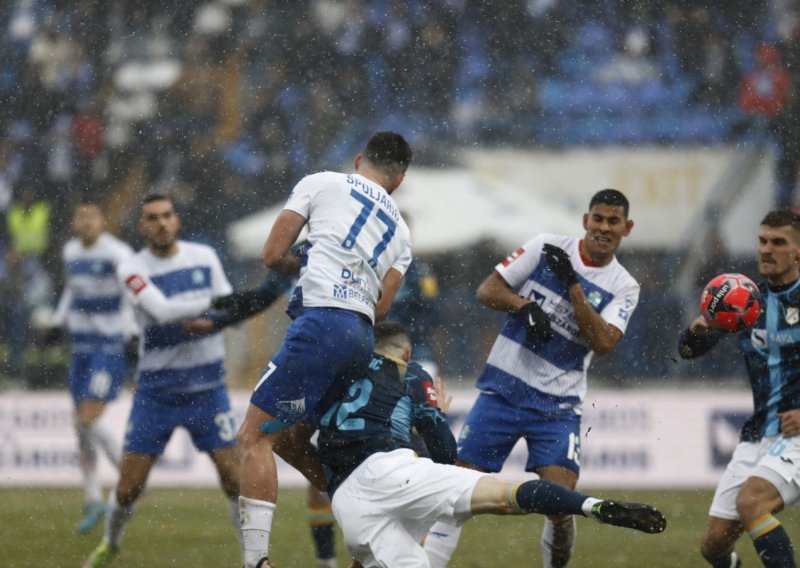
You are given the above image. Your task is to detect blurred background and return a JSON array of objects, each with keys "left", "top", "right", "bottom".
[{"left": 1, "top": 0, "right": 798, "bottom": 391}]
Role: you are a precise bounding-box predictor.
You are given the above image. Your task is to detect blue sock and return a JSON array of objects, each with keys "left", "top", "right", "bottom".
[
  {"left": 512, "top": 479, "right": 587, "bottom": 516},
  {"left": 748, "top": 515, "right": 796, "bottom": 568},
  {"left": 311, "top": 524, "right": 335, "bottom": 559}
]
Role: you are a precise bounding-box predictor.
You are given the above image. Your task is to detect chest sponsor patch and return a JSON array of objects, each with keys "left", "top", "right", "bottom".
[{"left": 125, "top": 274, "right": 148, "bottom": 295}]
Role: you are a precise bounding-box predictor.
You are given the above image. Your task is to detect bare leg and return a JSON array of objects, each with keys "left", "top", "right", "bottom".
[
  {"left": 237, "top": 403, "right": 283, "bottom": 568},
  {"left": 700, "top": 516, "right": 744, "bottom": 566}
]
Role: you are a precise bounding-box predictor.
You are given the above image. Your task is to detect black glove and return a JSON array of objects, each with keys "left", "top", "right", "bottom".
[
  {"left": 518, "top": 301, "right": 553, "bottom": 342},
  {"left": 125, "top": 337, "right": 139, "bottom": 366},
  {"left": 210, "top": 272, "right": 295, "bottom": 329},
  {"left": 543, "top": 244, "right": 578, "bottom": 288},
  {"left": 42, "top": 326, "right": 65, "bottom": 346}
]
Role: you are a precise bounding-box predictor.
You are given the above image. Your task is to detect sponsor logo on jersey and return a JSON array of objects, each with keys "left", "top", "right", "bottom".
[
  {"left": 501, "top": 247, "right": 525, "bottom": 267},
  {"left": 125, "top": 274, "right": 147, "bottom": 295},
  {"left": 276, "top": 398, "right": 306, "bottom": 415},
  {"left": 192, "top": 268, "right": 206, "bottom": 285},
  {"left": 751, "top": 328, "right": 767, "bottom": 349},
  {"left": 333, "top": 284, "right": 348, "bottom": 299}
]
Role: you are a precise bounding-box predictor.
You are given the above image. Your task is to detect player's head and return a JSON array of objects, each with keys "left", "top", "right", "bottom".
[
  {"left": 581, "top": 188, "right": 633, "bottom": 266},
  {"left": 139, "top": 194, "right": 180, "bottom": 255},
  {"left": 72, "top": 198, "right": 105, "bottom": 244},
  {"left": 374, "top": 320, "right": 412, "bottom": 363},
  {"left": 355, "top": 132, "right": 412, "bottom": 193},
  {"left": 758, "top": 209, "right": 800, "bottom": 285}
]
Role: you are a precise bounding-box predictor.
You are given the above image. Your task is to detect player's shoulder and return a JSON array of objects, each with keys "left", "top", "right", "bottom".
[
  {"left": 606, "top": 258, "right": 640, "bottom": 292},
  {"left": 179, "top": 240, "right": 221, "bottom": 261},
  {"left": 118, "top": 248, "right": 147, "bottom": 273},
  {"left": 62, "top": 237, "right": 81, "bottom": 256},
  {"left": 295, "top": 170, "right": 345, "bottom": 190},
  {"left": 541, "top": 233, "right": 578, "bottom": 250},
  {"left": 99, "top": 233, "right": 135, "bottom": 256},
  {"left": 406, "top": 361, "right": 434, "bottom": 383}
]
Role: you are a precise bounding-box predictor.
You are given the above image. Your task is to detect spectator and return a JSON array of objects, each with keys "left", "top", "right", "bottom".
[{"left": 739, "top": 43, "right": 794, "bottom": 205}]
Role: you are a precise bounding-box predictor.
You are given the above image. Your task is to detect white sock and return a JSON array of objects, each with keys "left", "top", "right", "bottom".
[
  {"left": 541, "top": 516, "right": 576, "bottom": 568},
  {"left": 90, "top": 421, "right": 122, "bottom": 469},
  {"left": 580, "top": 497, "right": 602, "bottom": 518},
  {"left": 228, "top": 497, "right": 243, "bottom": 544},
  {"left": 317, "top": 559, "right": 337, "bottom": 568},
  {"left": 240, "top": 496, "right": 275, "bottom": 568},
  {"left": 424, "top": 521, "right": 462, "bottom": 567},
  {"left": 76, "top": 421, "right": 101, "bottom": 503},
  {"left": 105, "top": 491, "right": 135, "bottom": 548}
]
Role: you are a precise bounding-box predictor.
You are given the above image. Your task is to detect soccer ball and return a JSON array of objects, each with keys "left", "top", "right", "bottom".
[{"left": 700, "top": 273, "right": 761, "bottom": 332}]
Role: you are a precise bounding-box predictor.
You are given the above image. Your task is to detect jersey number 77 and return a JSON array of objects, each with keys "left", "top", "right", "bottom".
[{"left": 342, "top": 189, "right": 396, "bottom": 268}]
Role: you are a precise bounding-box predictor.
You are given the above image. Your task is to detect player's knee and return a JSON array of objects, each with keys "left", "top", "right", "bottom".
[
  {"left": 116, "top": 482, "right": 143, "bottom": 506},
  {"left": 699, "top": 537, "right": 728, "bottom": 563},
  {"left": 236, "top": 419, "right": 269, "bottom": 451},
  {"left": 734, "top": 481, "right": 770, "bottom": 522}
]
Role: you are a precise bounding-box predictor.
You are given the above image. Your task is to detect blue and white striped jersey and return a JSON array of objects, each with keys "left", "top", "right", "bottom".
[
  {"left": 284, "top": 172, "right": 412, "bottom": 322},
  {"left": 739, "top": 279, "right": 800, "bottom": 439},
  {"left": 52, "top": 233, "right": 135, "bottom": 354},
  {"left": 477, "top": 233, "right": 640, "bottom": 414},
  {"left": 117, "top": 241, "right": 232, "bottom": 394}
]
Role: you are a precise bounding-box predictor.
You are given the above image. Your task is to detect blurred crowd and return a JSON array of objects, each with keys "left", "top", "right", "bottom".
[{"left": 1, "top": 0, "right": 799, "bottom": 385}]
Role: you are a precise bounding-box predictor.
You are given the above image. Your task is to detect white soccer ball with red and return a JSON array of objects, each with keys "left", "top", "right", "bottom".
[{"left": 700, "top": 273, "right": 761, "bottom": 332}]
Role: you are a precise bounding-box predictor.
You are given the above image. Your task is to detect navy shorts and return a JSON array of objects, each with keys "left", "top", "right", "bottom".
[
  {"left": 250, "top": 307, "right": 373, "bottom": 427},
  {"left": 456, "top": 392, "right": 581, "bottom": 475},
  {"left": 124, "top": 385, "right": 236, "bottom": 455},
  {"left": 69, "top": 351, "right": 128, "bottom": 405}
]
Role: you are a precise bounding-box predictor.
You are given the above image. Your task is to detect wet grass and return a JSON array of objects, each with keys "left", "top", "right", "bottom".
[{"left": 2, "top": 487, "right": 798, "bottom": 566}]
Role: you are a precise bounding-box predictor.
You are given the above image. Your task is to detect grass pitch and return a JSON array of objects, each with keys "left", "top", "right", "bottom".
[{"left": 3, "top": 487, "right": 799, "bottom": 566}]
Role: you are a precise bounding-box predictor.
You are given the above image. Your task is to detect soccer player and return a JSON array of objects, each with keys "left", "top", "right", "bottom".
[
  {"left": 48, "top": 199, "right": 135, "bottom": 534},
  {"left": 320, "top": 321, "right": 666, "bottom": 568},
  {"left": 679, "top": 209, "right": 800, "bottom": 568},
  {"left": 83, "top": 195, "right": 241, "bottom": 567},
  {"left": 237, "top": 132, "right": 414, "bottom": 568},
  {"left": 424, "top": 189, "right": 639, "bottom": 568}
]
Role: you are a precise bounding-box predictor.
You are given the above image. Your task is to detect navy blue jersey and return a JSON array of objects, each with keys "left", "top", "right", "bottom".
[
  {"left": 317, "top": 354, "right": 455, "bottom": 494},
  {"left": 679, "top": 278, "right": 800, "bottom": 441}
]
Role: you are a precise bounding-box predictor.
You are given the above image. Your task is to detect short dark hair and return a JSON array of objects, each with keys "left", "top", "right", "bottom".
[
  {"left": 74, "top": 197, "right": 104, "bottom": 212},
  {"left": 374, "top": 320, "right": 412, "bottom": 351},
  {"left": 761, "top": 209, "right": 800, "bottom": 232},
  {"left": 141, "top": 193, "right": 174, "bottom": 210},
  {"left": 363, "top": 132, "right": 412, "bottom": 177},
  {"left": 589, "top": 189, "right": 629, "bottom": 218}
]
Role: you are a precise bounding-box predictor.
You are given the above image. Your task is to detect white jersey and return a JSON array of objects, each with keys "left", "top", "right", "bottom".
[
  {"left": 284, "top": 171, "right": 412, "bottom": 322},
  {"left": 117, "top": 241, "right": 233, "bottom": 394},
  {"left": 476, "top": 233, "right": 640, "bottom": 414},
  {"left": 52, "top": 233, "right": 135, "bottom": 354}
]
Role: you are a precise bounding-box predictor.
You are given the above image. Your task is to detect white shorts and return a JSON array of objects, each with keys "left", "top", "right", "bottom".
[
  {"left": 709, "top": 436, "right": 800, "bottom": 520},
  {"left": 330, "top": 448, "right": 487, "bottom": 568}
]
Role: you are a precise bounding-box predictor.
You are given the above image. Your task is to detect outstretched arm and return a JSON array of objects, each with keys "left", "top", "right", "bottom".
[
  {"left": 122, "top": 274, "right": 211, "bottom": 324},
  {"left": 678, "top": 315, "right": 723, "bottom": 359}
]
